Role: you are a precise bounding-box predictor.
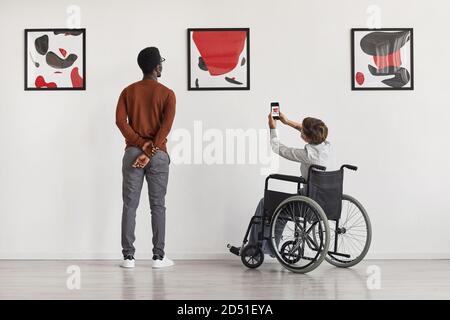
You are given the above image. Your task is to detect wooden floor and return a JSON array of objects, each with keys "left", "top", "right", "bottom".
[{"left": 0, "top": 259, "right": 449, "bottom": 299}]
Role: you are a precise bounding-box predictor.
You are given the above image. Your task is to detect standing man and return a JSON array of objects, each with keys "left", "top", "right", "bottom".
[{"left": 116, "top": 47, "right": 176, "bottom": 269}]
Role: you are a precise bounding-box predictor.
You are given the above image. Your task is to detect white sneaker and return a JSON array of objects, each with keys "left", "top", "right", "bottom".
[
  {"left": 152, "top": 256, "right": 174, "bottom": 268},
  {"left": 120, "top": 255, "right": 135, "bottom": 268}
]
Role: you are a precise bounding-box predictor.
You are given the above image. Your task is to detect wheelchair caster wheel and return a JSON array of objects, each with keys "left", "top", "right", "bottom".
[
  {"left": 241, "top": 245, "right": 264, "bottom": 269},
  {"left": 280, "top": 241, "right": 302, "bottom": 264}
]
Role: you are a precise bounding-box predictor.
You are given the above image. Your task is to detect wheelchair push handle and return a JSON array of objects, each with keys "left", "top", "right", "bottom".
[
  {"left": 307, "top": 164, "right": 326, "bottom": 178},
  {"left": 309, "top": 164, "right": 326, "bottom": 171},
  {"left": 341, "top": 164, "right": 358, "bottom": 171}
]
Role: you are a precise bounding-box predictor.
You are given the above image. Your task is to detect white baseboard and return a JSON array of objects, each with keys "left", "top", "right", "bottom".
[
  {"left": 0, "top": 252, "right": 450, "bottom": 260},
  {"left": 0, "top": 252, "right": 233, "bottom": 260},
  {"left": 364, "top": 252, "right": 450, "bottom": 260}
]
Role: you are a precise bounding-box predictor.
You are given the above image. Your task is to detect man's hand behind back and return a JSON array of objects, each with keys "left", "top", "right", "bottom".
[
  {"left": 132, "top": 153, "right": 150, "bottom": 168},
  {"left": 132, "top": 140, "right": 160, "bottom": 168}
]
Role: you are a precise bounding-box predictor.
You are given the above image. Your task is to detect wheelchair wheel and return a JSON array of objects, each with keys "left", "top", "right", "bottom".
[
  {"left": 270, "top": 196, "right": 330, "bottom": 273},
  {"left": 314, "top": 194, "right": 372, "bottom": 268},
  {"left": 280, "top": 241, "right": 301, "bottom": 263},
  {"left": 241, "top": 245, "right": 264, "bottom": 269}
]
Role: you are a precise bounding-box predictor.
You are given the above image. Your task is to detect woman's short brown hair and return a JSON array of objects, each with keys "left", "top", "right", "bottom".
[{"left": 301, "top": 117, "right": 328, "bottom": 145}]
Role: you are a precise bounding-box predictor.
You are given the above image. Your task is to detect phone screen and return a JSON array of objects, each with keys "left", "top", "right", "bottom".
[{"left": 271, "top": 102, "right": 280, "bottom": 119}]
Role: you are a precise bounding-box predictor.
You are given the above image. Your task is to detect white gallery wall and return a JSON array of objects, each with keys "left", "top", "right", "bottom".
[{"left": 1, "top": 0, "right": 449, "bottom": 259}]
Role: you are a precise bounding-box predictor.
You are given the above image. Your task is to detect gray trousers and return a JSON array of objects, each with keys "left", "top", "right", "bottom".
[
  {"left": 121, "top": 146, "right": 170, "bottom": 257},
  {"left": 248, "top": 198, "right": 283, "bottom": 255},
  {"left": 248, "top": 189, "right": 306, "bottom": 255}
]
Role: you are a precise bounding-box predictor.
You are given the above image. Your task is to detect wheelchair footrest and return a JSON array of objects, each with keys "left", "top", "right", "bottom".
[
  {"left": 227, "top": 244, "right": 240, "bottom": 256},
  {"left": 328, "top": 251, "right": 351, "bottom": 258}
]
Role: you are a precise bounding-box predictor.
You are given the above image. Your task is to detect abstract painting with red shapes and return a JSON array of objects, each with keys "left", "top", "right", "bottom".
[
  {"left": 25, "top": 29, "right": 86, "bottom": 90},
  {"left": 188, "top": 28, "right": 250, "bottom": 90},
  {"left": 351, "top": 28, "right": 413, "bottom": 90}
]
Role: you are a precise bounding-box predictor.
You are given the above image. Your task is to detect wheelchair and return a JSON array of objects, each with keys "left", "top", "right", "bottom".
[{"left": 228, "top": 164, "right": 372, "bottom": 273}]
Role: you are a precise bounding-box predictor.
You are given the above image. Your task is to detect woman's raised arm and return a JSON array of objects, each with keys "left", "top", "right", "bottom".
[{"left": 279, "top": 113, "right": 302, "bottom": 131}]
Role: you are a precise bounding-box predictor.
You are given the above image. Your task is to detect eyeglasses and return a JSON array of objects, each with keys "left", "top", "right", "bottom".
[{"left": 160, "top": 57, "right": 166, "bottom": 63}]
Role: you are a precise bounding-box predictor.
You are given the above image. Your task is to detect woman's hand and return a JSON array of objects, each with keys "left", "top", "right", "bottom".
[
  {"left": 268, "top": 113, "right": 276, "bottom": 129},
  {"left": 279, "top": 112, "right": 288, "bottom": 124}
]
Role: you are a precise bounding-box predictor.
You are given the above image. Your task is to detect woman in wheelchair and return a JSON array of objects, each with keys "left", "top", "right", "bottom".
[
  {"left": 228, "top": 113, "right": 372, "bottom": 273},
  {"left": 249, "top": 113, "right": 335, "bottom": 254}
]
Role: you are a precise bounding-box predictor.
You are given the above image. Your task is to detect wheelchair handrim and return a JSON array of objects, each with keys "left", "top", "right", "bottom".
[{"left": 270, "top": 196, "right": 330, "bottom": 273}]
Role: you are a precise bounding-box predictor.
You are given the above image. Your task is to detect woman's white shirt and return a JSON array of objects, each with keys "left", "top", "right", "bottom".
[{"left": 270, "top": 128, "right": 337, "bottom": 178}]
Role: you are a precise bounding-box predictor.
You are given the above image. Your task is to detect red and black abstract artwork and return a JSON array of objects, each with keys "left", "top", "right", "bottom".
[
  {"left": 351, "top": 28, "right": 413, "bottom": 90},
  {"left": 188, "top": 28, "right": 250, "bottom": 90},
  {"left": 25, "top": 29, "right": 86, "bottom": 90}
]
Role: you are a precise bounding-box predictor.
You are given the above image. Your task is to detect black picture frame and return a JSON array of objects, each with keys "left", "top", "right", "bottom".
[
  {"left": 24, "top": 28, "right": 86, "bottom": 91},
  {"left": 187, "top": 28, "right": 250, "bottom": 91},
  {"left": 351, "top": 28, "right": 414, "bottom": 91}
]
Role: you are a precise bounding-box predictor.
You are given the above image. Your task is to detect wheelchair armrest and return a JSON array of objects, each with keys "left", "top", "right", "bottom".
[{"left": 265, "top": 174, "right": 306, "bottom": 190}]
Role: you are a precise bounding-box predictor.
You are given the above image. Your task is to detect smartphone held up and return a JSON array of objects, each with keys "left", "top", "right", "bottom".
[{"left": 271, "top": 102, "right": 280, "bottom": 120}]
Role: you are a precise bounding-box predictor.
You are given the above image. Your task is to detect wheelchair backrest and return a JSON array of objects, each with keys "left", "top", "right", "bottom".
[{"left": 307, "top": 169, "right": 344, "bottom": 220}]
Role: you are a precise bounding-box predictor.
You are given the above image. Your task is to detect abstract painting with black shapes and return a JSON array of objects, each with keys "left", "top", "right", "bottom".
[
  {"left": 188, "top": 28, "right": 250, "bottom": 90},
  {"left": 25, "top": 29, "right": 86, "bottom": 90},
  {"left": 351, "top": 28, "right": 413, "bottom": 90}
]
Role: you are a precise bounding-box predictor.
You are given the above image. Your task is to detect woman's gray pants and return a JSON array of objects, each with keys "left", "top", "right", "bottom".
[
  {"left": 247, "top": 198, "right": 283, "bottom": 255},
  {"left": 248, "top": 188, "right": 306, "bottom": 255}
]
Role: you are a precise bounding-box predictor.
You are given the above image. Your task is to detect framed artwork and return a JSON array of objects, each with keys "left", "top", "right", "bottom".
[
  {"left": 25, "top": 28, "right": 86, "bottom": 90},
  {"left": 187, "top": 28, "right": 250, "bottom": 91},
  {"left": 351, "top": 28, "right": 413, "bottom": 90}
]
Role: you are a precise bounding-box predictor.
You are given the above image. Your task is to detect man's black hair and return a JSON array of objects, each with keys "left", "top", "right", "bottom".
[{"left": 137, "top": 47, "right": 162, "bottom": 74}]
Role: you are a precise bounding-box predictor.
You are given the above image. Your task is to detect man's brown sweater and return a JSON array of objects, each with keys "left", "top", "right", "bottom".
[{"left": 115, "top": 79, "right": 176, "bottom": 153}]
